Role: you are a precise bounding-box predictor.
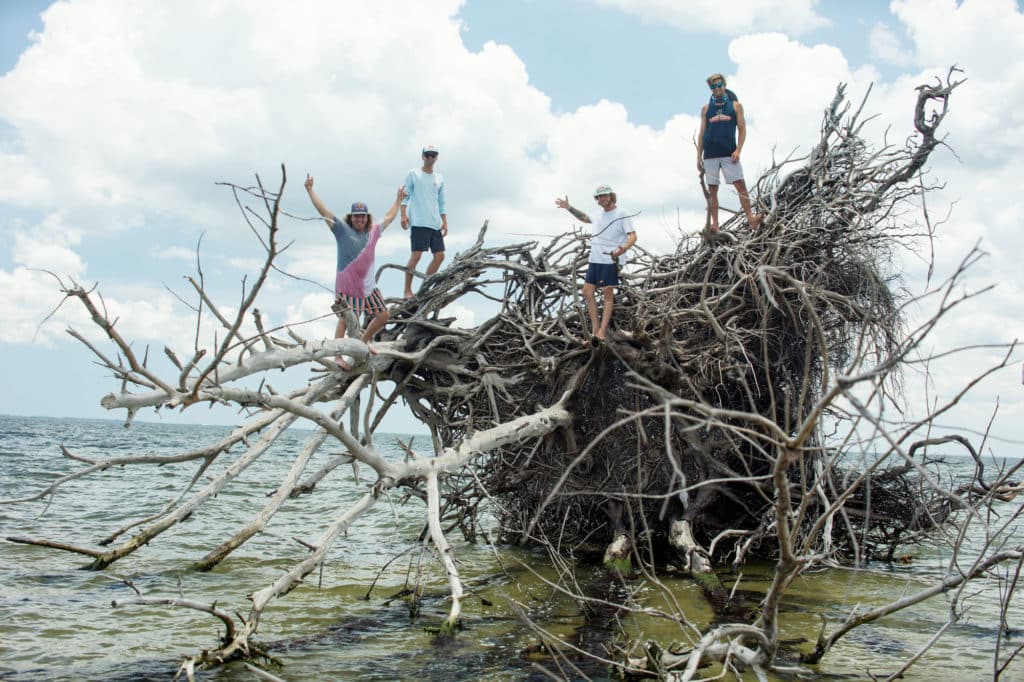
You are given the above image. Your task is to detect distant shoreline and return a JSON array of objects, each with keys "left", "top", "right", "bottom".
[
  {"left": 0, "top": 414, "right": 1009, "bottom": 459},
  {"left": 0, "top": 413, "right": 431, "bottom": 437}
]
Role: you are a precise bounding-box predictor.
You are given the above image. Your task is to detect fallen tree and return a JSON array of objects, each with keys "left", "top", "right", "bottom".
[{"left": 5, "top": 68, "right": 1022, "bottom": 680}]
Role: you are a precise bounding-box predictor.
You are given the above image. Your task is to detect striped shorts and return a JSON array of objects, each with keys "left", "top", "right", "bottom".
[{"left": 332, "top": 288, "right": 387, "bottom": 317}]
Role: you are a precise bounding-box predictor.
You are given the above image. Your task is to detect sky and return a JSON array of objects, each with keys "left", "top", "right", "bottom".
[{"left": 0, "top": 0, "right": 1021, "bottom": 446}]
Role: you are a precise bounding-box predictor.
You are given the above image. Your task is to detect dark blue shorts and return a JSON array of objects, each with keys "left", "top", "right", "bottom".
[
  {"left": 585, "top": 262, "right": 619, "bottom": 287},
  {"left": 410, "top": 226, "right": 445, "bottom": 253}
]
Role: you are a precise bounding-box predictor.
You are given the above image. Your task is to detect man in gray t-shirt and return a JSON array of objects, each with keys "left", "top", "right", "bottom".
[{"left": 555, "top": 184, "right": 637, "bottom": 342}]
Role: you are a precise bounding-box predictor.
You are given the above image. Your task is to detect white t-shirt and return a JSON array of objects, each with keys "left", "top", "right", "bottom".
[{"left": 587, "top": 207, "right": 636, "bottom": 264}]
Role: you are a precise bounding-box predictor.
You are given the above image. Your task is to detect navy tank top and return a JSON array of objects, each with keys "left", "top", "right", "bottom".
[{"left": 702, "top": 93, "right": 738, "bottom": 159}]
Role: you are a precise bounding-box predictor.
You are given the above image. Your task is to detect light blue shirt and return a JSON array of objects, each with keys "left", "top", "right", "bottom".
[{"left": 402, "top": 168, "right": 446, "bottom": 230}]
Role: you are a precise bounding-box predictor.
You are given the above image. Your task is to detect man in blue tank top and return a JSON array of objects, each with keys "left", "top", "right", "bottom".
[{"left": 697, "top": 73, "right": 762, "bottom": 233}]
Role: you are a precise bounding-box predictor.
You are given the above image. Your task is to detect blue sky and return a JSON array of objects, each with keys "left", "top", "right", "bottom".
[
  {"left": 0, "top": 1, "right": 1021, "bottom": 444},
  {"left": 459, "top": 0, "right": 900, "bottom": 126}
]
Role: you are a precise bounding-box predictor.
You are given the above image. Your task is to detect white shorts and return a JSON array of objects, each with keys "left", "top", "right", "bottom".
[{"left": 703, "top": 157, "right": 744, "bottom": 185}]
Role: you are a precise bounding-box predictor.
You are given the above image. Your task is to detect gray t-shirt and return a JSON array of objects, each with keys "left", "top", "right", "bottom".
[{"left": 331, "top": 217, "right": 378, "bottom": 294}]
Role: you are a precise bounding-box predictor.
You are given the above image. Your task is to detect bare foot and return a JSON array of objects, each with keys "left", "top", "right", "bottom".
[
  {"left": 366, "top": 343, "right": 379, "bottom": 356},
  {"left": 403, "top": 290, "right": 415, "bottom": 299},
  {"left": 708, "top": 225, "right": 721, "bottom": 234},
  {"left": 334, "top": 355, "right": 352, "bottom": 370},
  {"left": 748, "top": 214, "right": 763, "bottom": 230}
]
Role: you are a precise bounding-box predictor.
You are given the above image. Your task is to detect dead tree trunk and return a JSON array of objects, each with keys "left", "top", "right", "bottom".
[{"left": 5, "top": 68, "right": 1022, "bottom": 679}]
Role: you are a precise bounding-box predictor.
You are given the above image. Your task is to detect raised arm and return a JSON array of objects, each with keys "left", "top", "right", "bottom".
[
  {"left": 554, "top": 195, "right": 591, "bottom": 224},
  {"left": 304, "top": 174, "right": 335, "bottom": 227},
  {"left": 379, "top": 186, "right": 408, "bottom": 232}
]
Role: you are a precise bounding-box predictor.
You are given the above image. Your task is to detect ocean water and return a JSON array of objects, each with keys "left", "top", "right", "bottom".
[{"left": 0, "top": 414, "right": 1021, "bottom": 681}]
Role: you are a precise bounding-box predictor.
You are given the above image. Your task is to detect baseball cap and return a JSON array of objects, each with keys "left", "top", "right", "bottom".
[
  {"left": 593, "top": 184, "right": 613, "bottom": 197},
  {"left": 422, "top": 145, "right": 439, "bottom": 155},
  {"left": 349, "top": 202, "right": 369, "bottom": 215}
]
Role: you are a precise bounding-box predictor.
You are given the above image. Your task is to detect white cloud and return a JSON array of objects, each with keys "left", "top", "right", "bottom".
[
  {"left": 0, "top": 264, "right": 201, "bottom": 352},
  {"left": 284, "top": 292, "right": 337, "bottom": 342},
  {"left": 724, "top": 33, "right": 880, "bottom": 154},
  {"left": 152, "top": 246, "right": 200, "bottom": 262},
  {"left": 0, "top": 0, "right": 711, "bottom": 284},
  {"left": 0, "top": 215, "right": 87, "bottom": 345},
  {"left": 92, "top": 287, "right": 199, "bottom": 356},
  {"left": 442, "top": 302, "right": 477, "bottom": 329},
  {"left": 698, "top": 8, "right": 1024, "bottom": 442},
  {"left": 0, "top": 0, "right": 1022, "bottom": 439},
  {"left": 10, "top": 214, "right": 84, "bottom": 273},
  {"left": 0, "top": 0, "right": 543, "bottom": 235},
  {"left": 868, "top": 21, "right": 913, "bottom": 67},
  {"left": 225, "top": 256, "right": 267, "bottom": 272},
  {"left": 593, "top": 0, "right": 829, "bottom": 35},
  {"left": 0, "top": 267, "right": 78, "bottom": 345},
  {"left": 0, "top": 216, "right": 272, "bottom": 353},
  {"left": 891, "top": 0, "right": 1024, "bottom": 77}
]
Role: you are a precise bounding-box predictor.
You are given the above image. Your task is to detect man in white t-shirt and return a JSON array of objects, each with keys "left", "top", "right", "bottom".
[{"left": 555, "top": 184, "right": 637, "bottom": 342}]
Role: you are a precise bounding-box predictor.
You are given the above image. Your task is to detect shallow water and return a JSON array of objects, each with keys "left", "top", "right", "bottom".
[{"left": 1, "top": 415, "right": 1021, "bottom": 680}]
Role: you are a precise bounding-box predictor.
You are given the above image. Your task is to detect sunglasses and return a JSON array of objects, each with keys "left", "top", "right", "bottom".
[
  {"left": 423, "top": 152, "right": 438, "bottom": 158},
  {"left": 709, "top": 81, "right": 725, "bottom": 90}
]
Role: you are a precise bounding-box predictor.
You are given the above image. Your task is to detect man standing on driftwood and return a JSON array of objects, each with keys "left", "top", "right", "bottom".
[
  {"left": 400, "top": 145, "right": 448, "bottom": 298},
  {"left": 555, "top": 185, "right": 637, "bottom": 343},
  {"left": 697, "top": 73, "right": 762, "bottom": 233}
]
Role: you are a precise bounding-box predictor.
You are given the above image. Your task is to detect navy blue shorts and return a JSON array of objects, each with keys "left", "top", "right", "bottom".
[
  {"left": 584, "top": 262, "right": 619, "bottom": 287},
  {"left": 410, "top": 226, "right": 445, "bottom": 253}
]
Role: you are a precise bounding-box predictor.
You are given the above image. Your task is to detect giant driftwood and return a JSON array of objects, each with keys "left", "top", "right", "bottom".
[{"left": 6, "top": 69, "right": 1024, "bottom": 679}]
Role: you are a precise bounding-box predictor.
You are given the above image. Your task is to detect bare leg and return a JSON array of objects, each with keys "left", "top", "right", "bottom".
[
  {"left": 596, "top": 287, "right": 614, "bottom": 341},
  {"left": 361, "top": 310, "right": 389, "bottom": 354},
  {"left": 404, "top": 251, "right": 424, "bottom": 298},
  {"left": 708, "top": 184, "right": 721, "bottom": 233},
  {"left": 734, "top": 179, "right": 762, "bottom": 229},
  {"left": 425, "top": 251, "right": 445, "bottom": 276},
  {"left": 333, "top": 315, "right": 351, "bottom": 370},
  {"left": 582, "top": 282, "right": 599, "bottom": 344}
]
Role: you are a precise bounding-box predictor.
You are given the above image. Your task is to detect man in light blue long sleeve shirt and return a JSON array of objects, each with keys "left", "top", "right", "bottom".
[{"left": 400, "top": 145, "right": 448, "bottom": 298}]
